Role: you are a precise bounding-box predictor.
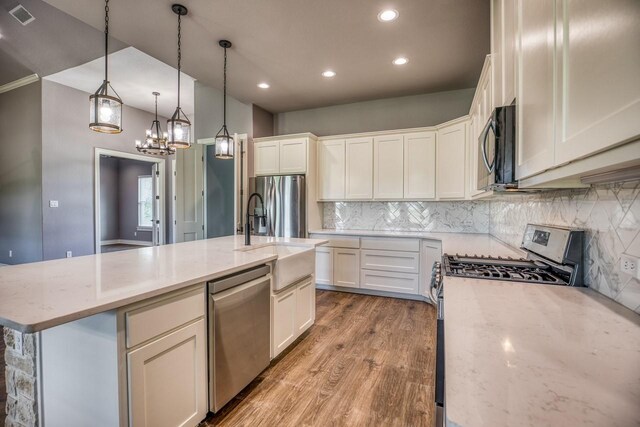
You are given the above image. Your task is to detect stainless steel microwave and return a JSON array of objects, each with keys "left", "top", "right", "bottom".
[{"left": 477, "top": 105, "right": 517, "bottom": 191}]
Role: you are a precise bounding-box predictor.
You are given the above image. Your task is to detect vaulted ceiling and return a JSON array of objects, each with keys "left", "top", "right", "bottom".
[{"left": 4, "top": 0, "right": 490, "bottom": 113}]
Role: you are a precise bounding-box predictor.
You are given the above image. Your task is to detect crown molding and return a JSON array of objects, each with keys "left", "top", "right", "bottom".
[{"left": 0, "top": 74, "right": 40, "bottom": 94}]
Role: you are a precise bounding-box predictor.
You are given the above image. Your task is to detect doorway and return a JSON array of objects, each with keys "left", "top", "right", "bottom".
[{"left": 94, "top": 148, "right": 166, "bottom": 253}]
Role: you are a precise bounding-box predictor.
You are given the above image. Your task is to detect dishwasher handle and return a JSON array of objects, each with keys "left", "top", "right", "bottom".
[{"left": 209, "top": 264, "right": 270, "bottom": 294}]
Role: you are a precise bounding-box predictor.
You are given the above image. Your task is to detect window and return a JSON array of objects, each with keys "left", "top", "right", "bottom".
[{"left": 137, "top": 175, "right": 153, "bottom": 229}]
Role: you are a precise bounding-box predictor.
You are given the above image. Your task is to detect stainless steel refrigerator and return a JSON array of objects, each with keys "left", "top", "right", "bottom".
[{"left": 252, "top": 175, "right": 306, "bottom": 238}]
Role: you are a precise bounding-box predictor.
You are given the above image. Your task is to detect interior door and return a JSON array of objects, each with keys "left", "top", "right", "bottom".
[{"left": 175, "top": 144, "right": 205, "bottom": 242}]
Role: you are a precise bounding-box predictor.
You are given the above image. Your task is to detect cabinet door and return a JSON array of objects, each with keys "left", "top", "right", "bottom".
[
  {"left": 296, "top": 278, "right": 315, "bottom": 334},
  {"left": 554, "top": 0, "right": 640, "bottom": 165},
  {"left": 492, "top": 0, "right": 517, "bottom": 106},
  {"left": 333, "top": 248, "right": 360, "bottom": 288},
  {"left": 345, "top": 137, "right": 373, "bottom": 199},
  {"left": 254, "top": 141, "right": 280, "bottom": 175},
  {"left": 272, "top": 288, "right": 296, "bottom": 357},
  {"left": 421, "top": 240, "right": 442, "bottom": 297},
  {"left": 315, "top": 246, "right": 334, "bottom": 285},
  {"left": 128, "top": 319, "right": 207, "bottom": 427},
  {"left": 279, "top": 138, "right": 308, "bottom": 174},
  {"left": 437, "top": 122, "right": 467, "bottom": 199},
  {"left": 403, "top": 132, "right": 436, "bottom": 199},
  {"left": 516, "top": 0, "right": 556, "bottom": 179},
  {"left": 317, "top": 139, "right": 345, "bottom": 200},
  {"left": 360, "top": 270, "right": 419, "bottom": 295},
  {"left": 373, "top": 134, "right": 404, "bottom": 199}
]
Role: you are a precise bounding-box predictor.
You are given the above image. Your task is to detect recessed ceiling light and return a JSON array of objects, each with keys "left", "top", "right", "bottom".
[
  {"left": 378, "top": 9, "right": 398, "bottom": 22},
  {"left": 322, "top": 70, "right": 336, "bottom": 78},
  {"left": 257, "top": 82, "right": 270, "bottom": 89},
  {"left": 393, "top": 57, "right": 408, "bottom": 65}
]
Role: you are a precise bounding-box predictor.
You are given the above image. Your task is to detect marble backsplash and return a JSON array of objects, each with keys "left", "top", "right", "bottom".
[
  {"left": 323, "top": 201, "right": 490, "bottom": 233},
  {"left": 489, "top": 180, "right": 640, "bottom": 313}
]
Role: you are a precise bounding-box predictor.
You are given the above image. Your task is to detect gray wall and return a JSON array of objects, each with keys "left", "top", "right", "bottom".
[
  {"left": 41, "top": 80, "right": 173, "bottom": 260},
  {"left": 0, "top": 81, "right": 43, "bottom": 264},
  {"left": 117, "top": 159, "right": 153, "bottom": 242},
  {"left": 252, "top": 104, "right": 274, "bottom": 138},
  {"left": 194, "top": 81, "right": 252, "bottom": 238},
  {"left": 274, "top": 88, "right": 475, "bottom": 136},
  {"left": 99, "top": 156, "right": 119, "bottom": 241}
]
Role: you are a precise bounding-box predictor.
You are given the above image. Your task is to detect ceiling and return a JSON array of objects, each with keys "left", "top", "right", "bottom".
[
  {"left": 0, "top": 0, "right": 126, "bottom": 86},
  {"left": 45, "top": 47, "right": 196, "bottom": 117},
  {"left": 43, "top": 0, "right": 490, "bottom": 113}
]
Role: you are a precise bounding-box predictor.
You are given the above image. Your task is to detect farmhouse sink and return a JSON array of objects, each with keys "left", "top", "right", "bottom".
[{"left": 242, "top": 244, "right": 315, "bottom": 291}]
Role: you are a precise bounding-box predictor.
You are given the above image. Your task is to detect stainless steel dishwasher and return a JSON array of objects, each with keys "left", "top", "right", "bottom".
[{"left": 208, "top": 264, "right": 271, "bottom": 413}]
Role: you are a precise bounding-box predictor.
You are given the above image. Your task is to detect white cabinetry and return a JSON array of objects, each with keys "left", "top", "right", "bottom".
[
  {"left": 373, "top": 134, "right": 404, "bottom": 199},
  {"left": 404, "top": 132, "right": 436, "bottom": 199},
  {"left": 317, "top": 139, "right": 345, "bottom": 200},
  {"left": 516, "top": 0, "right": 556, "bottom": 180},
  {"left": 345, "top": 137, "right": 373, "bottom": 199},
  {"left": 125, "top": 286, "right": 207, "bottom": 427},
  {"left": 554, "top": 0, "right": 640, "bottom": 165},
  {"left": 333, "top": 248, "right": 360, "bottom": 288},
  {"left": 128, "top": 320, "right": 207, "bottom": 427},
  {"left": 271, "top": 275, "right": 316, "bottom": 358},
  {"left": 254, "top": 137, "right": 310, "bottom": 175},
  {"left": 315, "top": 246, "right": 334, "bottom": 285},
  {"left": 492, "top": 0, "right": 517, "bottom": 106},
  {"left": 437, "top": 122, "right": 468, "bottom": 199},
  {"left": 254, "top": 141, "right": 280, "bottom": 175},
  {"left": 421, "top": 240, "right": 443, "bottom": 297}
]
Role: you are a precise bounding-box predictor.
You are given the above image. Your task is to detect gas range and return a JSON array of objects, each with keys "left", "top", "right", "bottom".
[{"left": 442, "top": 254, "right": 572, "bottom": 285}]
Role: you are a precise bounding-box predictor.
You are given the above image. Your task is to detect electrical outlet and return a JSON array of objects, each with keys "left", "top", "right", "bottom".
[
  {"left": 66, "top": 251, "right": 72, "bottom": 258},
  {"left": 9, "top": 250, "right": 13, "bottom": 258},
  {"left": 49, "top": 200, "right": 59, "bottom": 208},
  {"left": 620, "top": 254, "right": 639, "bottom": 278}
]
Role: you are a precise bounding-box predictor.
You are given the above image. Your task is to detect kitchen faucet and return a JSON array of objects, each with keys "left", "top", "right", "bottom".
[{"left": 245, "top": 192, "right": 267, "bottom": 246}]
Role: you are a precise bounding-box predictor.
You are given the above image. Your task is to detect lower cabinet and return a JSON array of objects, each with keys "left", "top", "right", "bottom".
[
  {"left": 271, "top": 275, "right": 316, "bottom": 358},
  {"left": 315, "top": 246, "right": 334, "bottom": 285},
  {"left": 128, "top": 319, "right": 208, "bottom": 427},
  {"left": 360, "top": 269, "right": 420, "bottom": 294},
  {"left": 333, "top": 248, "right": 360, "bottom": 288}
]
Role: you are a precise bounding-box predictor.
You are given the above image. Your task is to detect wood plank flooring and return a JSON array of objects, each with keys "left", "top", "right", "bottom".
[{"left": 202, "top": 290, "right": 436, "bottom": 427}]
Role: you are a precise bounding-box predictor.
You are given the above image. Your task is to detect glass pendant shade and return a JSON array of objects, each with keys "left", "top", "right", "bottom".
[
  {"left": 167, "top": 108, "right": 191, "bottom": 149},
  {"left": 89, "top": 81, "right": 123, "bottom": 133},
  {"left": 215, "top": 126, "right": 234, "bottom": 159}
]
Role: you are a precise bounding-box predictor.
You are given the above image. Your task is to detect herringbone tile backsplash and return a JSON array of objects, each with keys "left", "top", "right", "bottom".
[{"left": 323, "top": 180, "right": 640, "bottom": 313}]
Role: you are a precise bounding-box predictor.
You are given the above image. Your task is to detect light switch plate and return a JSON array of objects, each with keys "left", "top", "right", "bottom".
[
  {"left": 66, "top": 251, "right": 72, "bottom": 258},
  {"left": 49, "top": 200, "right": 59, "bottom": 208}
]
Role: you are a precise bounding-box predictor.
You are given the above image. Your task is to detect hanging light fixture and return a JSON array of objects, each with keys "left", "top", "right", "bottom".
[
  {"left": 89, "top": 0, "right": 123, "bottom": 133},
  {"left": 214, "top": 40, "right": 234, "bottom": 159},
  {"left": 167, "top": 4, "right": 191, "bottom": 149},
  {"left": 136, "top": 92, "right": 175, "bottom": 156}
]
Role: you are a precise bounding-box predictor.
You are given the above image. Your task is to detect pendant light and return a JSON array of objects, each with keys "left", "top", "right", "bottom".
[
  {"left": 136, "top": 92, "right": 175, "bottom": 156},
  {"left": 167, "top": 4, "right": 191, "bottom": 149},
  {"left": 89, "top": 0, "right": 123, "bottom": 133},
  {"left": 214, "top": 40, "right": 234, "bottom": 159}
]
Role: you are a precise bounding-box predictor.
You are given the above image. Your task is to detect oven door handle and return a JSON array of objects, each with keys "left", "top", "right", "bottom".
[{"left": 481, "top": 118, "right": 496, "bottom": 173}]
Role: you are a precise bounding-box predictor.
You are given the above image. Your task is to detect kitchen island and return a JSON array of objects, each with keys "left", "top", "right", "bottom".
[{"left": 0, "top": 235, "right": 326, "bottom": 427}]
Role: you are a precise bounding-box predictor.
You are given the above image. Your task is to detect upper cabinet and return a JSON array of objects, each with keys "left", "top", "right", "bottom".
[
  {"left": 492, "top": 0, "right": 517, "bottom": 107},
  {"left": 345, "top": 137, "right": 373, "bottom": 199},
  {"left": 254, "top": 135, "right": 313, "bottom": 176},
  {"left": 516, "top": 0, "right": 557, "bottom": 180},
  {"left": 373, "top": 134, "right": 404, "bottom": 199},
  {"left": 404, "top": 132, "right": 436, "bottom": 199},
  {"left": 437, "top": 121, "right": 468, "bottom": 199},
  {"left": 317, "top": 139, "right": 346, "bottom": 200},
  {"left": 554, "top": 0, "right": 640, "bottom": 166}
]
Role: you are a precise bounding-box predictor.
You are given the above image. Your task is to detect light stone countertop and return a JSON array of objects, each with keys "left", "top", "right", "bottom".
[
  {"left": 0, "top": 235, "right": 327, "bottom": 333},
  {"left": 309, "top": 229, "right": 524, "bottom": 257},
  {"left": 444, "top": 276, "right": 640, "bottom": 427}
]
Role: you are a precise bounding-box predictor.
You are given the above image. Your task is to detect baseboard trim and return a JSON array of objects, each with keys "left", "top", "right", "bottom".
[
  {"left": 315, "top": 284, "right": 428, "bottom": 302},
  {"left": 100, "top": 239, "right": 153, "bottom": 247}
]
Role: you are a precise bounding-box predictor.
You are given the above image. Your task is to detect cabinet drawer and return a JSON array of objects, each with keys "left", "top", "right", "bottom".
[
  {"left": 126, "top": 287, "right": 205, "bottom": 348},
  {"left": 360, "top": 270, "right": 420, "bottom": 295},
  {"left": 310, "top": 235, "right": 360, "bottom": 249},
  {"left": 360, "top": 237, "right": 419, "bottom": 252},
  {"left": 361, "top": 250, "right": 419, "bottom": 274}
]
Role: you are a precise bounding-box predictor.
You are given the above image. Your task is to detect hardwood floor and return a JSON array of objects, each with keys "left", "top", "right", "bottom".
[{"left": 203, "top": 290, "right": 437, "bottom": 427}]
